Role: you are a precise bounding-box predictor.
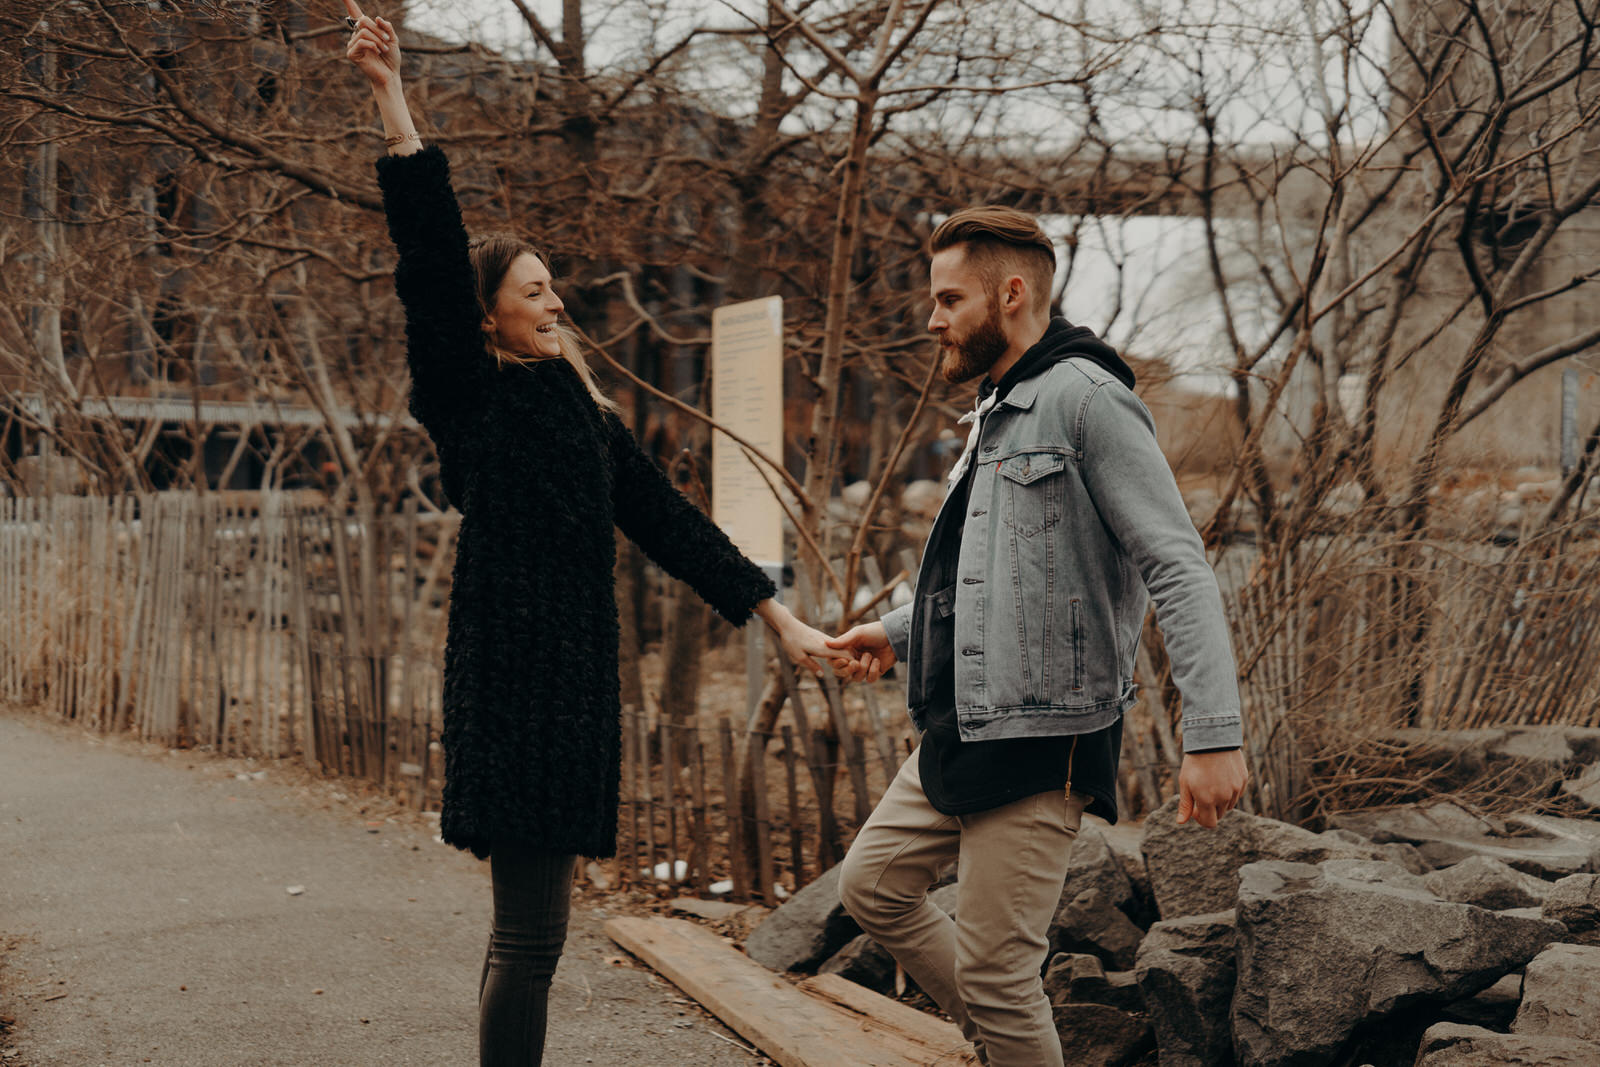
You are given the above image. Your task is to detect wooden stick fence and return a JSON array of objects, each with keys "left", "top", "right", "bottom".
[
  {"left": 0, "top": 489, "right": 911, "bottom": 901},
  {"left": 8, "top": 491, "right": 1598, "bottom": 898},
  {"left": 1210, "top": 532, "right": 1600, "bottom": 821},
  {"left": 616, "top": 707, "right": 907, "bottom": 902},
  {"left": 0, "top": 491, "right": 456, "bottom": 810}
]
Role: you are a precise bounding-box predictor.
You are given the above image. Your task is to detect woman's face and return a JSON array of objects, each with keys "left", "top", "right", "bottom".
[{"left": 486, "top": 253, "right": 565, "bottom": 359}]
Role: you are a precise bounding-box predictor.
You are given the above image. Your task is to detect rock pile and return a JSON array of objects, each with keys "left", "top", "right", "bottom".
[
  {"left": 740, "top": 761, "right": 1600, "bottom": 1066},
  {"left": 1359, "top": 725, "right": 1600, "bottom": 814}
]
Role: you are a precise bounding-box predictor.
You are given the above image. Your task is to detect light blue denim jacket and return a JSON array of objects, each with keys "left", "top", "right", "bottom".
[{"left": 880, "top": 358, "right": 1243, "bottom": 752}]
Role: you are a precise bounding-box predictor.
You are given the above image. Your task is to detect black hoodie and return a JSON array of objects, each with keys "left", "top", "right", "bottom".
[
  {"left": 917, "top": 318, "right": 1128, "bottom": 820},
  {"left": 984, "top": 317, "right": 1136, "bottom": 404}
]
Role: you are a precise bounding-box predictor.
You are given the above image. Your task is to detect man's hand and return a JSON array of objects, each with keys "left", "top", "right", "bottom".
[
  {"left": 1176, "top": 748, "right": 1249, "bottom": 828},
  {"left": 824, "top": 622, "right": 897, "bottom": 683}
]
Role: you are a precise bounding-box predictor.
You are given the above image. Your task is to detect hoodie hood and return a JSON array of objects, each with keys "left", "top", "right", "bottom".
[
  {"left": 984, "top": 317, "right": 1136, "bottom": 403},
  {"left": 947, "top": 318, "right": 1137, "bottom": 489}
]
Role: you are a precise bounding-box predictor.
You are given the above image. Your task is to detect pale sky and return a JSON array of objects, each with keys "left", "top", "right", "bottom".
[
  {"left": 402, "top": 0, "right": 1394, "bottom": 148},
  {"left": 401, "top": 0, "right": 1389, "bottom": 386}
]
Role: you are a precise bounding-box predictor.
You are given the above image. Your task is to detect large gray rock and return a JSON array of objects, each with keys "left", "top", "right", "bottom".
[
  {"left": 1563, "top": 761, "right": 1600, "bottom": 810},
  {"left": 1324, "top": 826, "right": 1434, "bottom": 873},
  {"left": 1051, "top": 1003, "right": 1154, "bottom": 1067},
  {"left": 1140, "top": 796, "right": 1380, "bottom": 920},
  {"left": 1542, "top": 873, "right": 1600, "bottom": 945},
  {"left": 1424, "top": 854, "right": 1551, "bottom": 910},
  {"left": 1414, "top": 1022, "right": 1600, "bottom": 1066},
  {"left": 1376, "top": 729, "right": 1506, "bottom": 788},
  {"left": 1044, "top": 953, "right": 1144, "bottom": 1013},
  {"left": 745, "top": 865, "right": 860, "bottom": 973},
  {"left": 1062, "top": 825, "right": 1139, "bottom": 920},
  {"left": 1048, "top": 951, "right": 1152, "bottom": 1067},
  {"left": 1508, "top": 812, "right": 1600, "bottom": 850},
  {"left": 1489, "top": 727, "right": 1600, "bottom": 793},
  {"left": 1375, "top": 727, "right": 1600, "bottom": 798},
  {"left": 817, "top": 932, "right": 895, "bottom": 991},
  {"left": 1378, "top": 840, "right": 1434, "bottom": 875},
  {"left": 1231, "top": 859, "right": 1564, "bottom": 1067},
  {"left": 1328, "top": 799, "right": 1494, "bottom": 841},
  {"left": 1092, "top": 820, "right": 1158, "bottom": 927},
  {"left": 929, "top": 881, "right": 959, "bottom": 914},
  {"left": 1133, "top": 909, "right": 1236, "bottom": 1067},
  {"left": 1050, "top": 886, "right": 1146, "bottom": 970},
  {"left": 1044, "top": 952, "right": 1097, "bottom": 1003},
  {"left": 1338, "top": 834, "right": 1434, "bottom": 877},
  {"left": 1438, "top": 973, "right": 1524, "bottom": 1030},
  {"left": 1556, "top": 728, "right": 1600, "bottom": 765},
  {"left": 1329, "top": 802, "right": 1599, "bottom": 879},
  {"left": 1512, "top": 943, "right": 1600, "bottom": 1042},
  {"left": 815, "top": 883, "right": 957, "bottom": 993}
]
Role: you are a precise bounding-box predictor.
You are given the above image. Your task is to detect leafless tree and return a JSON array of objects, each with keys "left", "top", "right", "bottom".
[{"left": 4, "top": 0, "right": 1596, "bottom": 841}]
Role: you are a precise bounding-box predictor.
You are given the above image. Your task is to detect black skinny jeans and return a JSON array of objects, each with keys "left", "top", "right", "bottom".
[{"left": 478, "top": 846, "right": 577, "bottom": 1067}]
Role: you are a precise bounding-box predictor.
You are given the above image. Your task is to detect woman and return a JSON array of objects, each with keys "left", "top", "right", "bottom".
[{"left": 343, "top": 7, "right": 835, "bottom": 1063}]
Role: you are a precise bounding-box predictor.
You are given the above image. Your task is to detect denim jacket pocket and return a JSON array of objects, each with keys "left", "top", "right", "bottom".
[
  {"left": 1069, "top": 597, "right": 1084, "bottom": 692},
  {"left": 913, "top": 583, "right": 957, "bottom": 707},
  {"left": 998, "top": 451, "right": 1067, "bottom": 538}
]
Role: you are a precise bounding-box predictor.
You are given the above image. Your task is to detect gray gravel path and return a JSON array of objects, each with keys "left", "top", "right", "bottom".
[{"left": 0, "top": 711, "right": 765, "bottom": 1067}]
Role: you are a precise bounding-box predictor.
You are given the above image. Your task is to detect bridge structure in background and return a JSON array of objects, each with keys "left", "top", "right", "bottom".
[{"left": 962, "top": 142, "right": 1328, "bottom": 221}]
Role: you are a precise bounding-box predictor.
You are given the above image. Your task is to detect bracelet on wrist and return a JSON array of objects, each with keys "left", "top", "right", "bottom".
[{"left": 384, "top": 131, "right": 422, "bottom": 148}]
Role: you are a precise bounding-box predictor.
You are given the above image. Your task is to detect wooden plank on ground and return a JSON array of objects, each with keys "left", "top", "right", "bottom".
[
  {"left": 797, "top": 973, "right": 972, "bottom": 1062},
  {"left": 667, "top": 897, "right": 765, "bottom": 923},
  {"left": 606, "top": 916, "right": 958, "bottom": 1067}
]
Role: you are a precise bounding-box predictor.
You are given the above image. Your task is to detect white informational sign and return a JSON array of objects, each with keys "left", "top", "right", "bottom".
[{"left": 711, "top": 296, "right": 785, "bottom": 569}]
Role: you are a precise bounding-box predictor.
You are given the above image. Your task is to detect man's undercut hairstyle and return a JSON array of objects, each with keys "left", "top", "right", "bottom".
[{"left": 930, "top": 207, "right": 1056, "bottom": 315}]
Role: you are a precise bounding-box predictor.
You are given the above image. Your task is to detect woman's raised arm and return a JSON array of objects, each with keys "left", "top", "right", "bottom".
[
  {"left": 345, "top": 2, "right": 489, "bottom": 446},
  {"left": 343, "top": 1, "right": 420, "bottom": 157}
]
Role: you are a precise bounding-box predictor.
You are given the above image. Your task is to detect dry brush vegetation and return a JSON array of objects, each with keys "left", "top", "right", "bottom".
[{"left": 1, "top": 0, "right": 1598, "bottom": 873}]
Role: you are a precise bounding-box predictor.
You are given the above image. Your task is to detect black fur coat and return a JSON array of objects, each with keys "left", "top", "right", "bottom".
[{"left": 376, "top": 146, "right": 776, "bottom": 859}]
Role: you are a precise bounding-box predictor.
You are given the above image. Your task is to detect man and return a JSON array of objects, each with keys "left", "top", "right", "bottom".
[{"left": 826, "top": 207, "right": 1248, "bottom": 1067}]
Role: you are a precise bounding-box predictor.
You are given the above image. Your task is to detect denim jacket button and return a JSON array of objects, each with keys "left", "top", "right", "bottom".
[{"left": 981, "top": 444, "right": 996, "bottom": 453}]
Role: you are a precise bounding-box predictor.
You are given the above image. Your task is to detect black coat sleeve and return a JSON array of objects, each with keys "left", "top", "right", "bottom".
[
  {"left": 374, "top": 146, "right": 491, "bottom": 447},
  {"left": 605, "top": 414, "right": 776, "bottom": 625}
]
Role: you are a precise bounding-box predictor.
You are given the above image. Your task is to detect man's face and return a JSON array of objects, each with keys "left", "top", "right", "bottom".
[{"left": 927, "top": 247, "right": 1008, "bottom": 384}]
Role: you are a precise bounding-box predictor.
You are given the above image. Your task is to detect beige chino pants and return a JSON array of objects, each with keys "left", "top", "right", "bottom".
[{"left": 838, "top": 748, "right": 1086, "bottom": 1067}]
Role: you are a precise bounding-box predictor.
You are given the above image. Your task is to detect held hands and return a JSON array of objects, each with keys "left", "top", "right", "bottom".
[
  {"left": 1176, "top": 747, "right": 1250, "bottom": 829},
  {"left": 754, "top": 600, "right": 889, "bottom": 681},
  {"left": 754, "top": 599, "right": 839, "bottom": 679},
  {"left": 823, "top": 622, "right": 896, "bottom": 684},
  {"left": 343, "top": 0, "right": 400, "bottom": 89}
]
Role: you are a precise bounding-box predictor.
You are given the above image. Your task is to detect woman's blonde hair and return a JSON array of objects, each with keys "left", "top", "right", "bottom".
[{"left": 467, "top": 233, "right": 621, "bottom": 415}]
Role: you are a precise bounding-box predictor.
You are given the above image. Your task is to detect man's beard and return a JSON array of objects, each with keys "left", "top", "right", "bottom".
[{"left": 938, "top": 301, "right": 1008, "bottom": 384}]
